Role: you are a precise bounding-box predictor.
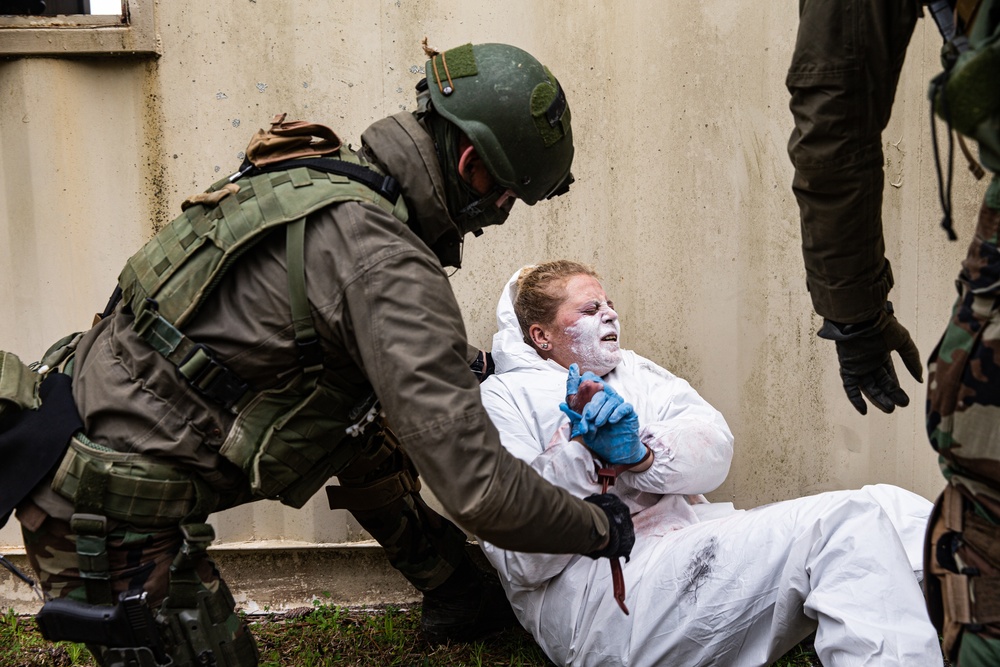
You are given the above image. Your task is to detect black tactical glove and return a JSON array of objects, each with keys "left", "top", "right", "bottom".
[
  {"left": 817, "top": 302, "right": 924, "bottom": 415},
  {"left": 583, "top": 493, "right": 635, "bottom": 562}
]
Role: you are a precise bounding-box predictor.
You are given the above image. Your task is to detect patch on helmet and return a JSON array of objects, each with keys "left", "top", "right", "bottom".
[
  {"left": 429, "top": 43, "right": 478, "bottom": 95},
  {"left": 531, "top": 68, "right": 570, "bottom": 147}
]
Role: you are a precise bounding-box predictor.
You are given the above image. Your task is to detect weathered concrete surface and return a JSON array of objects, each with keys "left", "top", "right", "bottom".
[
  {"left": 0, "top": 1, "right": 983, "bottom": 607},
  {"left": 2, "top": 541, "right": 477, "bottom": 615},
  {"left": 214, "top": 543, "right": 422, "bottom": 613}
]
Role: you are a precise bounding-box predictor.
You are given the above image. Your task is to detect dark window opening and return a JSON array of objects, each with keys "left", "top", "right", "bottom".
[{"left": 2, "top": 0, "right": 122, "bottom": 16}]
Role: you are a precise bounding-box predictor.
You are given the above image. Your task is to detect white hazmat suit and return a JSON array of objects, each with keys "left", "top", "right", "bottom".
[{"left": 478, "top": 270, "right": 942, "bottom": 667}]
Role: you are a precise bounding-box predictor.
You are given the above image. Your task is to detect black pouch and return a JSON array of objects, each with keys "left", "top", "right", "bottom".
[{"left": 0, "top": 369, "right": 83, "bottom": 529}]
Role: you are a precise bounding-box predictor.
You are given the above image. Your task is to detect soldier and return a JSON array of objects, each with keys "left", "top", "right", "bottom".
[
  {"left": 786, "top": 1, "right": 1000, "bottom": 663},
  {"left": 0, "top": 42, "right": 634, "bottom": 666}
]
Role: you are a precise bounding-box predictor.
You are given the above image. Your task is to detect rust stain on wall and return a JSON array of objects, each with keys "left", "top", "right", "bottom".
[{"left": 141, "top": 59, "right": 170, "bottom": 235}]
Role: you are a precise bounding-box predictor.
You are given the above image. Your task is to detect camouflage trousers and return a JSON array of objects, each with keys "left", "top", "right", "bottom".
[
  {"left": 17, "top": 421, "right": 472, "bottom": 664},
  {"left": 19, "top": 501, "right": 257, "bottom": 666},
  {"left": 926, "top": 198, "right": 1000, "bottom": 665}
]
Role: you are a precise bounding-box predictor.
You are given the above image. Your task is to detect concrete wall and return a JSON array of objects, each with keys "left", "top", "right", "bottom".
[{"left": 0, "top": 0, "right": 985, "bottom": 602}]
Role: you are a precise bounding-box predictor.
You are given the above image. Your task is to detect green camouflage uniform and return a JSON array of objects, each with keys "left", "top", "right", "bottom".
[
  {"left": 18, "top": 500, "right": 257, "bottom": 665},
  {"left": 926, "top": 192, "right": 1000, "bottom": 663},
  {"left": 922, "top": 0, "right": 1000, "bottom": 660}
]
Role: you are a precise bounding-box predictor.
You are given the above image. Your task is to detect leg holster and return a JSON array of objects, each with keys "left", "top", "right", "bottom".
[
  {"left": 56, "top": 434, "right": 256, "bottom": 666},
  {"left": 78, "top": 522, "right": 258, "bottom": 667},
  {"left": 926, "top": 485, "right": 1000, "bottom": 660},
  {"left": 156, "top": 523, "right": 259, "bottom": 667}
]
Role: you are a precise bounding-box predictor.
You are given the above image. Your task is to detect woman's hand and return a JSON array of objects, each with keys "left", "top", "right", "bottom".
[
  {"left": 559, "top": 365, "right": 650, "bottom": 468},
  {"left": 581, "top": 386, "right": 647, "bottom": 465},
  {"left": 559, "top": 363, "right": 605, "bottom": 439}
]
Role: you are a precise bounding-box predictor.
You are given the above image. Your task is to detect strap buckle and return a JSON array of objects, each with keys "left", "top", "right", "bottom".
[
  {"left": 131, "top": 298, "right": 161, "bottom": 338},
  {"left": 596, "top": 466, "right": 619, "bottom": 489},
  {"left": 177, "top": 522, "right": 215, "bottom": 562},
  {"left": 179, "top": 522, "right": 216, "bottom": 544},
  {"left": 379, "top": 174, "right": 401, "bottom": 202},
  {"left": 69, "top": 513, "right": 107, "bottom": 536},
  {"left": 177, "top": 344, "right": 249, "bottom": 411},
  {"left": 295, "top": 337, "right": 324, "bottom": 375}
]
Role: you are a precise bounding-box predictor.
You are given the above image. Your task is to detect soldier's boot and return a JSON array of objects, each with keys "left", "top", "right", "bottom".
[
  {"left": 418, "top": 549, "right": 519, "bottom": 644},
  {"left": 326, "top": 426, "right": 518, "bottom": 643}
]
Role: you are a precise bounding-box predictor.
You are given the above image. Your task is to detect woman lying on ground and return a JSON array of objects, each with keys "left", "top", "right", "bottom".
[{"left": 477, "top": 260, "right": 942, "bottom": 667}]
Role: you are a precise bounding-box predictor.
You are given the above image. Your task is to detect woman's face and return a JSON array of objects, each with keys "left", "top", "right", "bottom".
[{"left": 543, "top": 274, "right": 621, "bottom": 376}]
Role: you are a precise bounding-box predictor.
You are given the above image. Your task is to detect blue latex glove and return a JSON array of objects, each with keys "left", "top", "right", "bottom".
[
  {"left": 564, "top": 363, "right": 605, "bottom": 397},
  {"left": 581, "top": 385, "right": 645, "bottom": 465},
  {"left": 559, "top": 363, "right": 604, "bottom": 439}
]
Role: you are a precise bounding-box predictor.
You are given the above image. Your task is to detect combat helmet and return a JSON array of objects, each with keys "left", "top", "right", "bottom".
[{"left": 424, "top": 43, "right": 574, "bottom": 206}]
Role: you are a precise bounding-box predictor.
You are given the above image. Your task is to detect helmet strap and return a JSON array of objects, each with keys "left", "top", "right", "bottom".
[
  {"left": 454, "top": 185, "right": 510, "bottom": 237},
  {"left": 425, "top": 111, "right": 511, "bottom": 237}
]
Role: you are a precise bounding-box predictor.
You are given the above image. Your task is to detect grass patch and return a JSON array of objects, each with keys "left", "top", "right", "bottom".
[
  {"left": 0, "top": 607, "right": 90, "bottom": 667},
  {"left": 1, "top": 603, "right": 826, "bottom": 666},
  {"left": 251, "top": 603, "right": 554, "bottom": 666}
]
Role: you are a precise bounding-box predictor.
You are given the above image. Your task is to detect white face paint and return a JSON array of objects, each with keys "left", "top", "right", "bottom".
[
  {"left": 565, "top": 309, "right": 621, "bottom": 376},
  {"left": 544, "top": 274, "right": 622, "bottom": 376}
]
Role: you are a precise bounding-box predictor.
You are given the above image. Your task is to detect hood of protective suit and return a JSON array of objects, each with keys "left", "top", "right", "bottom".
[
  {"left": 492, "top": 267, "right": 614, "bottom": 376},
  {"left": 491, "top": 268, "right": 540, "bottom": 374},
  {"left": 491, "top": 267, "right": 557, "bottom": 373},
  {"left": 360, "top": 112, "right": 465, "bottom": 267}
]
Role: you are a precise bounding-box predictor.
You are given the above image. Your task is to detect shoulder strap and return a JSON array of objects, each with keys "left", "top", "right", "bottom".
[
  {"left": 286, "top": 217, "right": 323, "bottom": 374},
  {"left": 234, "top": 157, "right": 401, "bottom": 205}
]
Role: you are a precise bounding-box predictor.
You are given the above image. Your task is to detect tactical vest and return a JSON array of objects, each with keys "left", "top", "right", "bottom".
[
  {"left": 933, "top": 0, "right": 999, "bottom": 172},
  {"left": 930, "top": 0, "right": 1000, "bottom": 235},
  {"left": 112, "top": 152, "right": 408, "bottom": 509}
]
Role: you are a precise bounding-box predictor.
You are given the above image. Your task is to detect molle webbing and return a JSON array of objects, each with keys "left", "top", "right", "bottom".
[
  {"left": 132, "top": 307, "right": 251, "bottom": 411},
  {"left": 0, "top": 350, "right": 41, "bottom": 414},
  {"left": 936, "top": 486, "right": 1000, "bottom": 633},
  {"left": 118, "top": 159, "right": 408, "bottom": 410},
  {"left": 120, "top": 163, "right": 407, "bottom": 330},
  {"left": 228, "top": 395, "right": 385, "bottom": 508},
  {"left": 52, "top": 433, "right": 214, "bottom": 528}
]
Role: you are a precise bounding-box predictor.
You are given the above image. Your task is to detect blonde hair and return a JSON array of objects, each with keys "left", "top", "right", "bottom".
[{"left": 514, "top": 260, "right": 600, "bottom": 342}]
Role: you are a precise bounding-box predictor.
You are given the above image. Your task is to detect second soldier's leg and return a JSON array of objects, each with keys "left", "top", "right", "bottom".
[
  {"left": 327, "top": 426, "right": 517, "bottom": 642},
  {"left": 926, "top": 199, "right": 1000, "bottom": 665}
]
